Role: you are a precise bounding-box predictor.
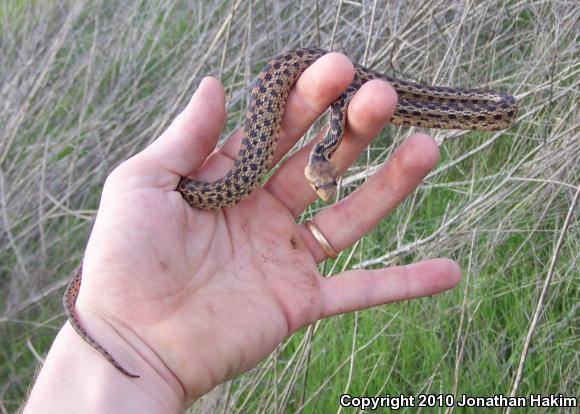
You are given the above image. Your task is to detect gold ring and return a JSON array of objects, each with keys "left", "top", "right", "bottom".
[{"left": 304, "top": 219, "right": 338, "bottom": 259}]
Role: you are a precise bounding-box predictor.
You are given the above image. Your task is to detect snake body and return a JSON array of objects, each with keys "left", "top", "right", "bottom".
[
  {"left": 63, "top": 267, "right": 140, "bottom": 377},
  {"left": 65, "top": 48, "right": 517, "bottom": 378},
  {"left": 177, "top": 48, "right": 517, "bottom": 209}
]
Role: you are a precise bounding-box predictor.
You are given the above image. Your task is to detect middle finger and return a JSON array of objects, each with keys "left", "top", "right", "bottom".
[{"left": 265, "top": 79, "right": 397, "bottom": 216}]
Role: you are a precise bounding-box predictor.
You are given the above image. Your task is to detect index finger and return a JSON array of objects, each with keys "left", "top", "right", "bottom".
[{"left": 216, "top": 52, "right": 355, "bottom": 167}]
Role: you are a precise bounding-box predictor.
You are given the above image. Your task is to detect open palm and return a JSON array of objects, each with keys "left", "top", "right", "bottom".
[{"left": 75, "top": 53, "right": 460, "bottom": 403}]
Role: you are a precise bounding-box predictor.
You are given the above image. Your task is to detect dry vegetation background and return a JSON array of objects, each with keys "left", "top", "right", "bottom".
[{"left": 1, "top": 0, "right": 578, "bottom": 412}]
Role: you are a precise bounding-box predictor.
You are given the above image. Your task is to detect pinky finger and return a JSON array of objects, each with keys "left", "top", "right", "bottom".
[{"left": 319, "top": 258, "right": 461, "bottom": 318}]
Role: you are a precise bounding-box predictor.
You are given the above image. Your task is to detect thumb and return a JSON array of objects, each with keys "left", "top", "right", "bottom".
[{"left": 140, "top": 76, "right": 226, "bottom": 178}]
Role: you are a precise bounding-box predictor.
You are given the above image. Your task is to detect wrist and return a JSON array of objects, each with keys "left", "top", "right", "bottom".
[
  {"left": 24, "top": 323, "right": 185, "bottom": 413},
  {"left": 65, "top": 264, "right": 188, "bottom": 401},
  {"left": 70, "top": 289, "right": 187, "bottom": 404}
]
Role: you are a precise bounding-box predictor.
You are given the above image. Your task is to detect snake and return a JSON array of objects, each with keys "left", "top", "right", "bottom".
[
  {"left": 63, "top": 267, "right": 140, "bottom": 378},
  {"left": 177, "top": 47, "right": 518, "bottom": 208},
  {"left": 64, "top": 48, "right": 517, "bottom": 378}
]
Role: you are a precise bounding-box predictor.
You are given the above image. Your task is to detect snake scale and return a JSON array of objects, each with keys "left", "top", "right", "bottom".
[
  {"left": 177, "top": 47, "right": 517, "bottom": 208},
  {"left": 64, "top": 48, "right": 517, "bottom": 378}
]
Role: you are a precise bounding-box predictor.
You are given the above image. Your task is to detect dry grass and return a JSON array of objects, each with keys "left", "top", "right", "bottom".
[{"left": 1, "top": 0, "right": 578, "bottom": 412}]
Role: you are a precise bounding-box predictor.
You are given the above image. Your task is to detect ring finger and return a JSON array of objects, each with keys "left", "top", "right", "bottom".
[{"left": 299, "top": 133, "right": 440, "bottom": 263}]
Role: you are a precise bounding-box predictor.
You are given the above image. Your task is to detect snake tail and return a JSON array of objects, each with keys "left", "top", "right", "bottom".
[{"left": 63, "top": 267, "right": 140, "bottom": 378}]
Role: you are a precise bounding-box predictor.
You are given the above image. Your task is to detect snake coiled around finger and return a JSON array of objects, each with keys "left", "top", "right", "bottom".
[
  {"left": 177, "top": 48, "right": 517, "bottom": 210},
  {"left": 64, "top": 47, "right": 518, "bottom": 379}
]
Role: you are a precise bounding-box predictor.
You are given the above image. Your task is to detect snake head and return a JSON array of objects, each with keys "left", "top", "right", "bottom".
[{"left": 304, "top": 158, "right": 339, "bottom": 202}]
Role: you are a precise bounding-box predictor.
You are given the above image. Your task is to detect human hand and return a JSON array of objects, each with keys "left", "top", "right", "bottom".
[{"left": 76, "top": 52, "right": 460, "bottom": 405}]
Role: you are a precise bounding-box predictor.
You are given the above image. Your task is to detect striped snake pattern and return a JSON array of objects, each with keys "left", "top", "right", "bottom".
[
  {"left": 177, "top": 48, "right": 517, "bottom": 208},
  {"left": 64, "top": 48, "right": 517, "bottom": 378}
]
